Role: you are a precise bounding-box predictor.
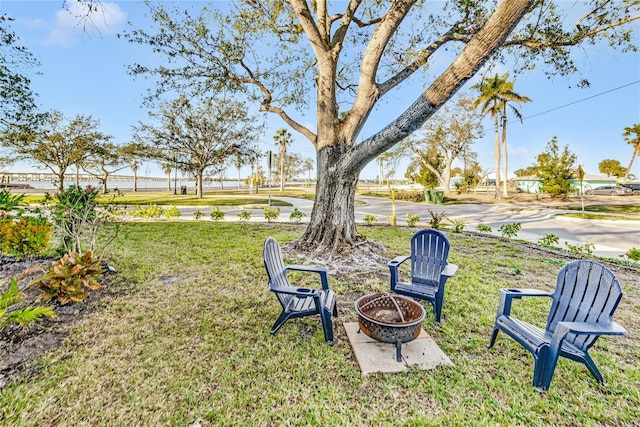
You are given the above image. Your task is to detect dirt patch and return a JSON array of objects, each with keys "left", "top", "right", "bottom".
[{"left": 0, "top": 256, "right": 120, "bottom": 389}]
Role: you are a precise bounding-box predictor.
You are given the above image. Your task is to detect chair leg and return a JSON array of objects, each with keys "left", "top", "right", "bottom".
[
  {"left": 271, "top": 311, "right": 291, "bottom": 335},
  {"left": 582, "top": 352, "right": 604, "bottom": 384},
  {"left": 487, "top": 327, "right": 500, "bottom": 348},
  {"left": 320, "top": 306, "right": 334, "bottom": 346}
]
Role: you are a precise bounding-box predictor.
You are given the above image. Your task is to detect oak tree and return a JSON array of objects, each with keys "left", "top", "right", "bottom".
[{"left": 125, "top": 0, "right": 639, "bottom": 255}]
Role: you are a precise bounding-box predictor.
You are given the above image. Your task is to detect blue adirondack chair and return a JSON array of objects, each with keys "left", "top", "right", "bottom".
[
  {"left": 388, "top": 229, "right": 458, "bottom": 323},
  {"left": 488, "top": 260, "right": 627, "bottom": 391},
  {"left": 263, "top": 237, "right": 337, "bottom": 345}
]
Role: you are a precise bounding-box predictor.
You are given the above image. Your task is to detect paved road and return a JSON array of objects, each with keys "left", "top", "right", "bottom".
[{"left": 176, "top": 195, "right": 639, "bottom": 259}]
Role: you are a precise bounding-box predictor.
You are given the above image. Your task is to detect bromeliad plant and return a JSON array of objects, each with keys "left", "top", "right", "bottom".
[
  {"left": 1, "top": 268, "right": 56, "bottom": 331},
  {"left": 35, "top": 250, "right": 103, "bottom": 305}
]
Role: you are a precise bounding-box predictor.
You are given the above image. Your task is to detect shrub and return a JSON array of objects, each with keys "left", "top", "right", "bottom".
[
  {"left": 193, "top": 209, "right": 204, "bottom": 220},
  {"left": 210, "top": 207, "right": 225, "bottom": 221},
  {"left": 264, "top": 207, "right": 280, "bottom": 223},
  {"left": 47, "top": 185, "right": 119, "bottom": 254},
  {"left": 164, "top": 206, "right": 182, "bottom": 218},
  {"left": 428, "top": 209, "right": 447, "bottom": 229},
  {"left": 238, "top": 210, "right": 251, "bottom": 221},
  {"left": 624, "top": 247, "right": 640, "bottom": 262},
  {"left": 1, "top": 271, "right": 56, "bottom": 331},
  {"left": 476, "top": 224, "right": 492, "bottom": 233},
  {"left": 538, "top": 233, "right": 560, "bottom": 248},
  {"left": 130, "top": 204, "right": 164, "bottom": 219},
  {"left": 363, "top": 214, "right": 377, "bottom": 224},
  {"left": 35, "top": 250, "right": 103, "bottom": 305},
  {"left": 448, "top": 218, "right": 466, "bottom": 233},
  {"left": 0, "top": 190, "right": 25, "bottom": 217},
  {"left": 396, "top": 190, "right": 425, "bottom": 202},
  {"left": 289, "top": 208, "right": 305, "bottom": 223},
  {"left": 406, "top": 213, "right": 420, "bottom": 227},
  {"left": 564, "top": 241, "right": 594, "bottom": 256},
  {"left": 498, "top": 222, "right": 521, "bottom": 238},
  {"left": 0, "top": 215, "right": 52, "bottom": 258}
]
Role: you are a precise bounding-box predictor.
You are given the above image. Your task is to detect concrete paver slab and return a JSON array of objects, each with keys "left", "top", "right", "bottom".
[{"left": 344, "top": 322, "right": 453, "bottom": 375}]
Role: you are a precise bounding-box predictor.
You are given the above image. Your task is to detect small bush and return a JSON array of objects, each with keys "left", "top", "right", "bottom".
[
  {"left": 363, "top": 214, "right": 377, "bottom": 224},
  {"left": 210, "top": 207, "right": 225, "bottom": 221},
  {"left": 406, "top": 213, "right": 420, "bottom": 227},
  {"left": 0, "top": 190, "right": 25, "bottom": 217},
  {"left": 264, "top": 207, "right": 280, "bottom": 223},
  {"left": 238, "top": 210, "right": 251, "bottom": 221},
  {"left": 476, "top": 224, "right": 492, "bottom": 233},
  {"left": 47, "top": 185, "right": 119, "bottom": 254},
  {"left": 289, "top": 208, "right": 305, "bottom": 223},
  {"left": 396, "top": 190, "right": 425, "bottom": 202},
  {"left": 131, "top": 204, "right": 164, "bottom": 219},
  {"left": 448, "top": 218, "right": 466, "bottom": 233},
  {"left": 0, "top": 215, "right": 52, "bottom": 258},
  {"left": 564, "top": 241, "right": 594, "bottom": 256},
  {"left": 428, "top": 209, "right": 447, "bottom": 229},
  {"left": 624, "top": 247, "right": 640, "bottom": 262},
  {"left": 35, "top": 250, "right": 103, "bottom": 305},
  {"left": 193, "top": 209, "right": 204, "bottom": 220},
  {"left": 164, "top": 206, "right": 181, "bottom": 218},
  {"left": 538, "top": 233, "right": 560, "bottom": 248},
  {"left": 498, "top": 222, "right": 521, "bottom": 238}
]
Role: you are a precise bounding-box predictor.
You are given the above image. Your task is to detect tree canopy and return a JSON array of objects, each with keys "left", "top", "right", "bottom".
[
  {"left": 134, "top": 96, "right": 259, "bottom": 198},
  {"left": 124, "top": 0, "right": 639, "bottom": 255}
]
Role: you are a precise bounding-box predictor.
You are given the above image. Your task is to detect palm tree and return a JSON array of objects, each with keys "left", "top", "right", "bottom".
[
  {"left": 473, "top": 73, "right": 531, "bottom": 198},
  {"left": 273, "top": 128, "right": 292, "bottom": 191},
  {"left": 623, "top": 124, "right": 640, "bottom": 181}
]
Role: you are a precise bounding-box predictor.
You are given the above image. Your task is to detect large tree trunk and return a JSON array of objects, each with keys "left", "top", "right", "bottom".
[
  {"left": 295, "top": 145, "right": 361, "bottom": 254},
  {"left": 294, "top": 0, "right": 534, "bottom": 254}
]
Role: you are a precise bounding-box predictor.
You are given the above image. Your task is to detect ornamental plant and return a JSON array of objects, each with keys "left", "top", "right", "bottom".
[
  {"left": 406, "top": 213, "right": 420, "bottom": 227},
  {"left": 0, "top": 214, "right": 53, "bottom": 258},
  {"left": 428, "top": 209, "right": 447, "bottom": 229},
  {"left": 264, "top": 207, "right": 280, "bottom": 223},
  {"left": 289, "top": 208, "right": 305, "bottom": 223},
  {"left": 210, "top": 207, "right": 225, "bottom": 221},
  {"left": 164, "top": 206, "right": 182, "bottom": 218},
  {"left": 238, "top": 210, "right": 251, "bottom": 221},
  {"left": 1, "top": 271, "right": 56, "bottom": 331},
  {"left": 363, "top": 214, "right": 377, "bottom": 224},
  {"left": 0, "top": 189, "right": 25, "bottom": 217},
  {"left": 47, "top": 185, "right": 119, "bottom": 254},
  {"left": 35, "top": 250, "right": 103, "bottom": 305},
  {"left": 498, "top": 222, "right": 521, "bottom": 238}
]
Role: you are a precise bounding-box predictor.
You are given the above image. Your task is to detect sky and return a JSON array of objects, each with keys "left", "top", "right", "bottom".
[{"left": 2, "top": 0, "right": 639, "bottom": 181}]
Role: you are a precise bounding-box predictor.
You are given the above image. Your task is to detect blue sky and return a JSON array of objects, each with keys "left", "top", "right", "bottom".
[{"left": 2, "top": 1, "right": 639, "bottom": 181}]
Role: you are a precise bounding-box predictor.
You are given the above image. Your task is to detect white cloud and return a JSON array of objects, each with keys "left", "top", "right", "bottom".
[{"left": 45, "top": 1, "right": 127, "bottom": 47}]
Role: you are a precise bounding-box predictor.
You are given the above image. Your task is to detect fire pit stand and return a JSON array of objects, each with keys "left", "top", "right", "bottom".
[{"left": 354, "top": 292, "right": 426, "bottom": 362}]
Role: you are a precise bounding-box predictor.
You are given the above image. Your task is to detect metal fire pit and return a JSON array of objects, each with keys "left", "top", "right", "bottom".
[{"left": 355, "top": 292, "right": 425, "bottom": 362}]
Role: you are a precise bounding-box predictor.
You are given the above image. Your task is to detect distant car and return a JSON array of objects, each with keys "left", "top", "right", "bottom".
[
  {"left": 585, "top": 185, "right": 633, "bottom": 196},
  {"left": 620, "top": 183, "right": 640, "bottom": 195}
]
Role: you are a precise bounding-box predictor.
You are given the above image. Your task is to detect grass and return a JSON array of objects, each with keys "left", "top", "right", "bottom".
[
  {"left": 1, "top": 223, "right": 639, "bottom": 425},
  {"left": 21, "top": 191, "right": 294, "bottom": 207}
]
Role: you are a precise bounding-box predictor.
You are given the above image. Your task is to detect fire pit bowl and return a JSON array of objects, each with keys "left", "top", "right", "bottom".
[{"left": 355, "top": 292, "right": 425, "bottom": 362}]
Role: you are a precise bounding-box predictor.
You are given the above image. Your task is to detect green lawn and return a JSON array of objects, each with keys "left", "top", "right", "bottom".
[{"left": 1, "top": 223, "right": 638, "bottom": 425}]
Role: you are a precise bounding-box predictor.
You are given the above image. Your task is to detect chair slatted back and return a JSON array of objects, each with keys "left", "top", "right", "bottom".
[
  {"left": 547, "top": 260, "right": 623, "bottom": 350},
  {"left": 410, "top": 229, "right": 450, "bottom": 286},
  {"left": 264, "top": 237, "right": 292, "bottom": 307}
]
